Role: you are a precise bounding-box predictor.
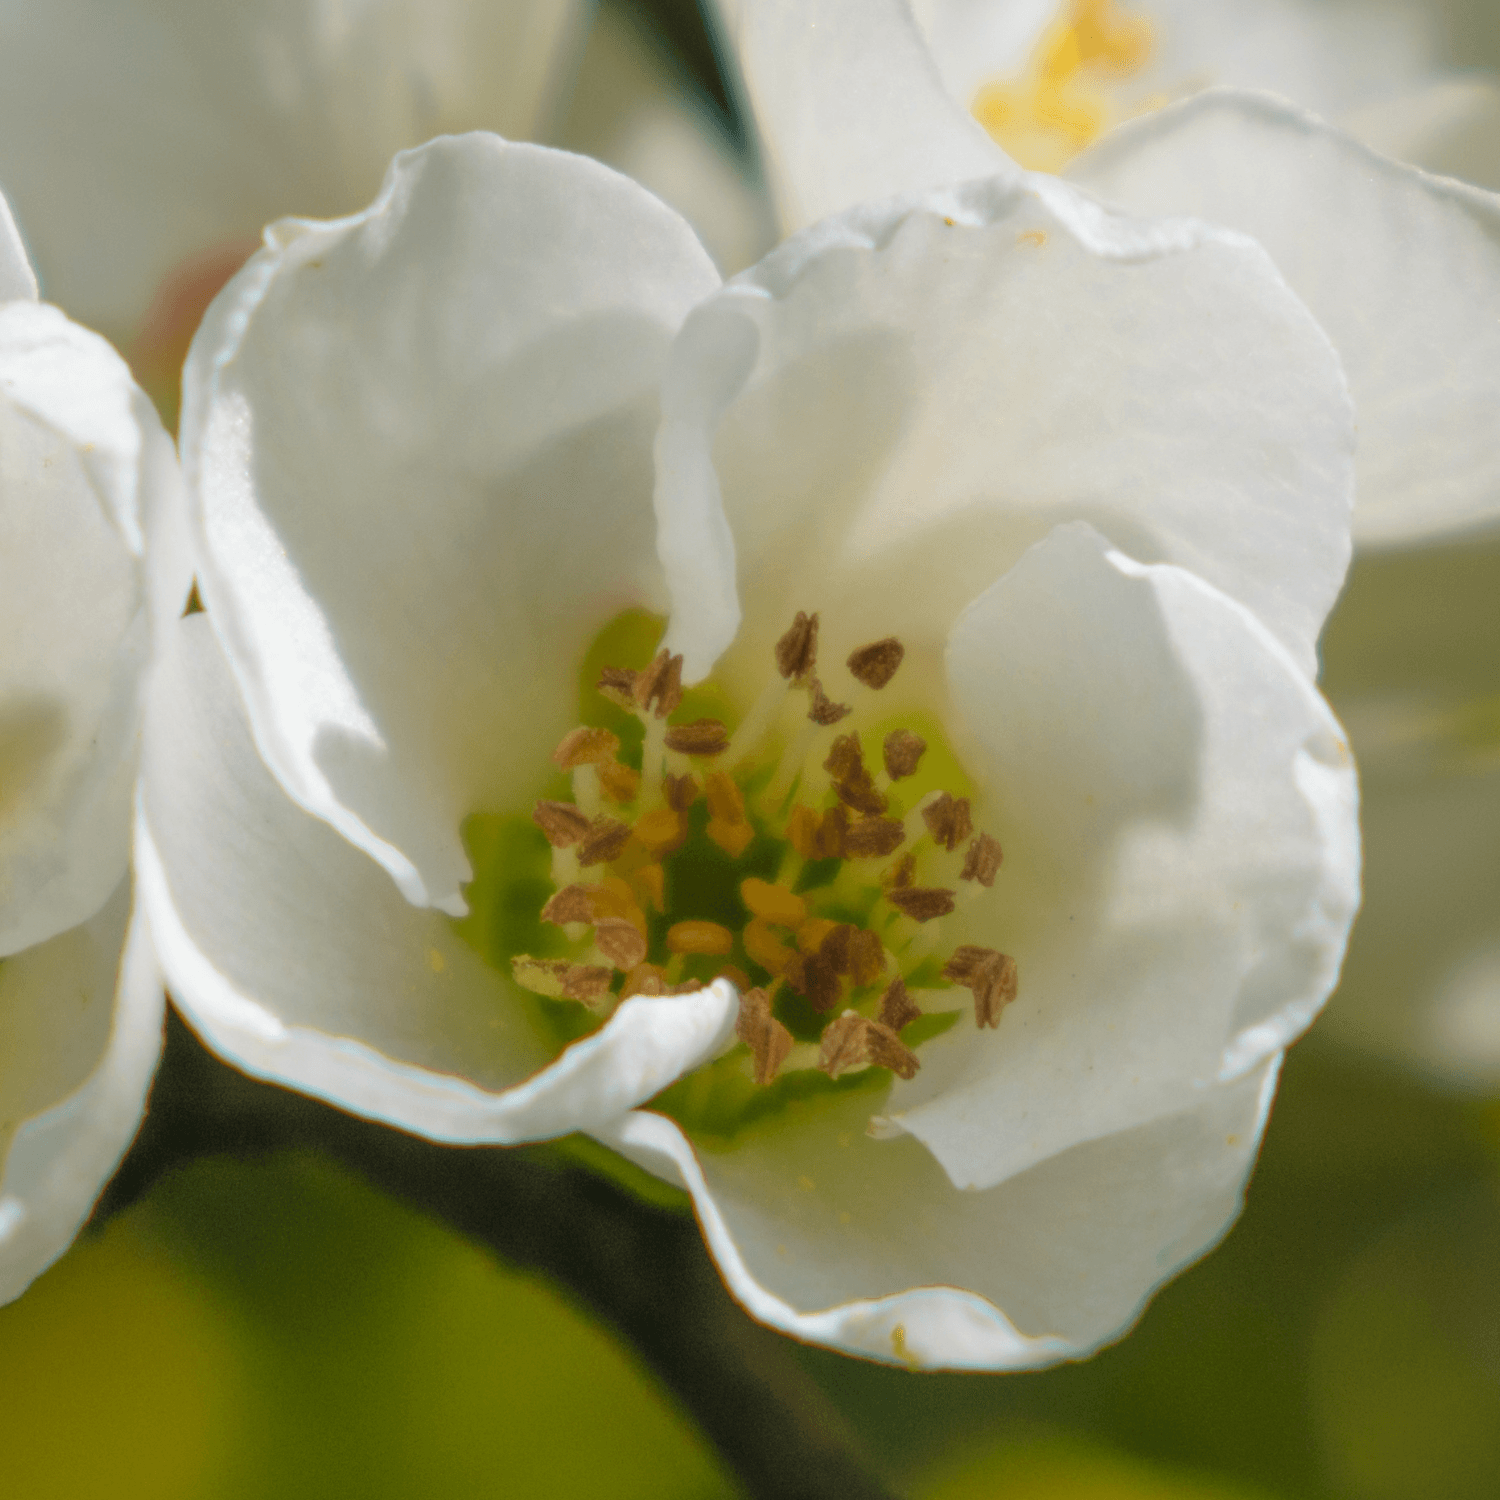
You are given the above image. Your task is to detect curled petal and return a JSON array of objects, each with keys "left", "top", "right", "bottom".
[
  {"left": 1071, "top": 89, "right": 1500, "bottom": 546},
  {"left": 180, "top": 133, "right": 721, "bottom": 914},
  {"left": 137, "top": 615, "right": 738, "bottom": 1142},
  {"left": 0, "top": 882, "right": 164, "bottom": 1304},
  {"left": 597, "top": 1056, "right": 1277, "bottom": 1369}
]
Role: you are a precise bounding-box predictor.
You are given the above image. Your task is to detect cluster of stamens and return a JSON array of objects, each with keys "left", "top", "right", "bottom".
[{"left": 511, "top": 611, "right": 1019, "bottom": 1093}]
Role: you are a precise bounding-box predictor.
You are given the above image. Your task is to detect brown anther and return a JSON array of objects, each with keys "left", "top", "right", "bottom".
[
  {"left": 596, "top": 665, "right": 638, "bottom": 710},
  {"left": 556, "top": 963, "right": 608, "bottom": 1003},
  {"left": 594, "top": 917, "right": 648, "bottom": 971},
  {"left": 823, "top": 733, "right": 864, "bottom": 784},
  {"left": 922, "top": 792, "right": 973, "bottom": 852},
  {"left": 879, "top": 976, "right": 923, "bottom": 1031},
  {"left": 884, "top": 851, "right": 917, "bottom": 889},
  {"left": 886, "top": 886, "right": 956, "bottom": 922},
  {"left": 596, "top": 761, "right": 641, "bottom": 804},
  {"left": 552, "top": 725, "right": 621, "bottom": 770},
  {"left": 846, "top": 637, "right": 905, "bottom": 690},
  {"left": 942, "top": 946, "right": 1018, "bottom": 1028},
  {"left": 663, "top": 772, "right": 699, "bottom": 811},
  {"left": 812, "top": 804, "right": 848, "bottom": 859},
  {"left": 632, "top": 807, "right": 687, "bottom": 857},
  {"left": 541, "top": 884, "right": 596, "bottom": 926},
  {"left": 848, "top": 929, "right": 887, "bottom": 988},
  {"left": 744, "top": 916, "right": 797, "bottom": 975},
  {"left": 664, "top": 719, "right": 730, "bottom": 757},
  {"left": 666, "top": 920, "right": 735, "bottom": 956},
  {"left": 844, "top": 817, "right": 906, "bottom": 859},
  {"left": 634, "top": 649, "right": 684, "bottom": 719},
  {"left": 883, "top": 729, "right": 927, "bottom": 780},
  {"left": 532, "top": 799, "right": 592, "bottom": 848},
  {"left": 820, "top": 924, "right": 857, "bottom": 975},
  {"left": 819, "top": 1013, "right": 919, "bottom": 1081},
  {"left": 785, "top": 951, "right": 842, "bottom": 1012},
  {"left": 578, "top": 815, "right": 633, "bottom": 867},
  {"left": 736, "top": 988, "right": 795, "bottom": 1085},
  {"left": 960, "top": 832, "right": 1004, "bottom": 887},
  {"left": 807, "top": 678, "right": 852, "bottom": 726},
  {"left": 740, "top": 878, "right": 806, "bottom": 927},
  {"left": 775, "top": 611, "right": 820, "bottom": 681},
  {"left": 834, "top": 764, "right": 888, "bottom": 817},
  {"left": 512, "top": 956, "right": 613, "bottom": 1010}
]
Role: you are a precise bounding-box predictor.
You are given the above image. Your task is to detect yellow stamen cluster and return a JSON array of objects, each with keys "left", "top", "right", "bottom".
[
  {"left": 971, "top": 0, "right": 1154, "bottom": 173},
  {"left": 509, "top": 615, "right": 1021, "bottom": 1094}
]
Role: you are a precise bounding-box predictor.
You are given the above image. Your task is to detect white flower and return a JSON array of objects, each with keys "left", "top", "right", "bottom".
[
  {"left": 0, "top": 192, "right": 177, "bottom": 1304},
  {"left": 722, "top": 0, "right": 1500, "bottom": 1089},
  {"left": 905, "top": 0, "right": 1500, "bottom": 188},
  {"left": 143, "top": 127, "right": 1359, "bottom": 1368}
]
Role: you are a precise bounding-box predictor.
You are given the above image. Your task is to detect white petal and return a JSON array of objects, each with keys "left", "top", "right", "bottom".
[
  {"left": 0, "top": 302, "right": 174, "bottom": 954},
  {"left": 0, "top": 191, "right": 38, "bottom": 303},
  {"left": 708, "top": 0, "right": 1013, "bottom": 233},
  {"left": 0, "top": 0, "right": 584, "bottom": 333},
  {"left": 657, "top": 174, "right": 1352, "bottom": 684},
  {"left": 597, "top": 1056, "right": 1277, "bottom": 1370},
  {"left": 0, "top": 881, "right": 164, "bottom": 1305},
  {"left": 1070, "top": 89, "right": 1500, "bottom": 547},
  {"left": 1342, "top": 76, "right": 1500, "bottom": 191},
  {"left": 889, "top": 523, "right": 1357, "bottom": 1191},
  {"left": 554, "top": 2, "right": 776, "bottom": 275},
  {"left": 180, "top": 134, "right": 721, "bottom": 915},
  {"left": 138, "top": 613, "right": 739, "bottom": 1141}
]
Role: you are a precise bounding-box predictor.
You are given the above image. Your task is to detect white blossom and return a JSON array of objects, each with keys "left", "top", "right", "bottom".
[
  {"left": 143, "top": 127, "right": 1359, "bottom": 1367},
  {"left": 0, "top": 193, "right": 177, "bottom": 1304}
]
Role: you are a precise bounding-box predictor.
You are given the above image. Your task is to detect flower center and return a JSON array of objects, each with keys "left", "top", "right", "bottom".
[
  {"left": 970, "top": 0, "right": 1154, "bottom": 173},
  {"left": 459, "top": 610, "right": 1019, "bottom": 1138}
]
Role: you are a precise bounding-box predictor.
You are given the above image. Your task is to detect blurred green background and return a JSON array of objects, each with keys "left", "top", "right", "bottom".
[{"left": 4, "top": 2, "right": 1499, "bottom": 1497}]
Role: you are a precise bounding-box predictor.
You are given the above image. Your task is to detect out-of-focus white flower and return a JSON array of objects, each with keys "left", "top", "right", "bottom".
[
  {"left": 720, "top": 0, "right": 1500, "bottom": 1091},
  {"left": 143, "top": 127, "right": 1359, "bottom": 1368},
  {"left": 907, "top": 0, "right": 1500, "bottom": 188},
  {"left": 0, "top": 192, "right": 176, "bottom": 1304}
]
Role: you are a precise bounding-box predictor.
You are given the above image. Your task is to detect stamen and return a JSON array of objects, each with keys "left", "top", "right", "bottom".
[
  {"left": 878, "top": 976, "right": 923, "bottom": 1031},
  {"left": 666, "top": 920, "right": 736, "bottom": 956},
  {"left": 533, "top": 800, "right": 592, "bottom": 848},
  {"left": 552, "top": 725, "right": 620, "bottom": 769},
  {"left": 886, "top": 886, "right": 957, "bottom": 922},
  {"left": 634, "top": 649, "right": 685, "bottom": 719},
  {"left": 846, "top": 637, "right": 905, "bottom": 690},
  {"left": 663, "top": 772, "right": 700, "bottom": 810},
  {"left": 883, "top": 730, "right": 927, "bottom": 780},
  {"left": 633, "top": 864, "right": 666, "bottom": 913},
  {"left": 705, "top": 771, "right": 754, "bottom": 857},
  {"left": 807, "top": 678, "right": 853, "bottom": 726},
  {"left": 942, "top": 946, "right": 1019, "bottom": 1028},
  {"left": 736, "top": 987, "right": 794, "bottom": 1085},
  {"left": 632, "top": 808, "right": 688, "bottom": 857},
  {"left": 826, "top": 734, "right": 889, "bottom": 816},
  {"left": 744, "top": 916, "right": 797, "bottom": 974},
  {"left": 819, "top": 1012, "right": 919, "bottom": 1080},
  {"left": 577, "top": 816, "right": 633, "bottom": 867},
  {"left": 775, "top": 611, "right": 820, "bottom": 681},
  {"left": 740, "top": 878, "right": 806, "bottom": 927},
  {"left": 597, "top": 666, "right": 638, "bottom": 710},
  {"left": 884, "top": 852, "right": 917, "bottom": 889},
  {"left": 597, "top": 761, "right": 640, "bottom": 805},
  {"left": 922, "top": 792, "right": 974, "bottom": 852},
  {"left": 844, "top": 817, "right": 905, "bottom": 859},
  {"left": 541, "top": 884, "right": 595, "bottom": 926},
  {"left": 960, "top": 832, "right": 1004, "bottom": 886},
  {"left": 785, "top": 951, "right": 842, "bottom": 1012},
  {"left": 848, "top": 929, "right": 887, "bottom": 986},
  {"left": 594, "top": 917, "right": 648, "bottom": 971},
  {"left": 512, "top": 957, "right": 615, "bottom": 1011},
  {"left": 664, "top": 719, "right": 730, "bottom": 757}
]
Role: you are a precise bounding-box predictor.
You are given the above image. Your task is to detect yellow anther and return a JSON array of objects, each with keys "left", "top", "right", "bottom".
[
  {"left": 705, "top": 771, "right": 754, "bottom": 856},
  {"left": 667, "top": 920, "right": 736, "bottom": 956},
  {"left": 740, "top": 878, "right": 806, "bottom": 927},
  {"left": 632, "top": 863, "right": 666, "bottom": 913},
  {"left": 797, "top": 917, "right": 839, "bottom": 955},
  {"left": 708, "top": 818, "right": 755, "bottom": 858},
  {"left": 744, "top": 916, "right": 797, "bottom": 976},
  {"left": 633, "top": 807, "right": 687, "bottom": 857},
  {"left": 591, "top": 876, "right": 648, "bottom": 938}
]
